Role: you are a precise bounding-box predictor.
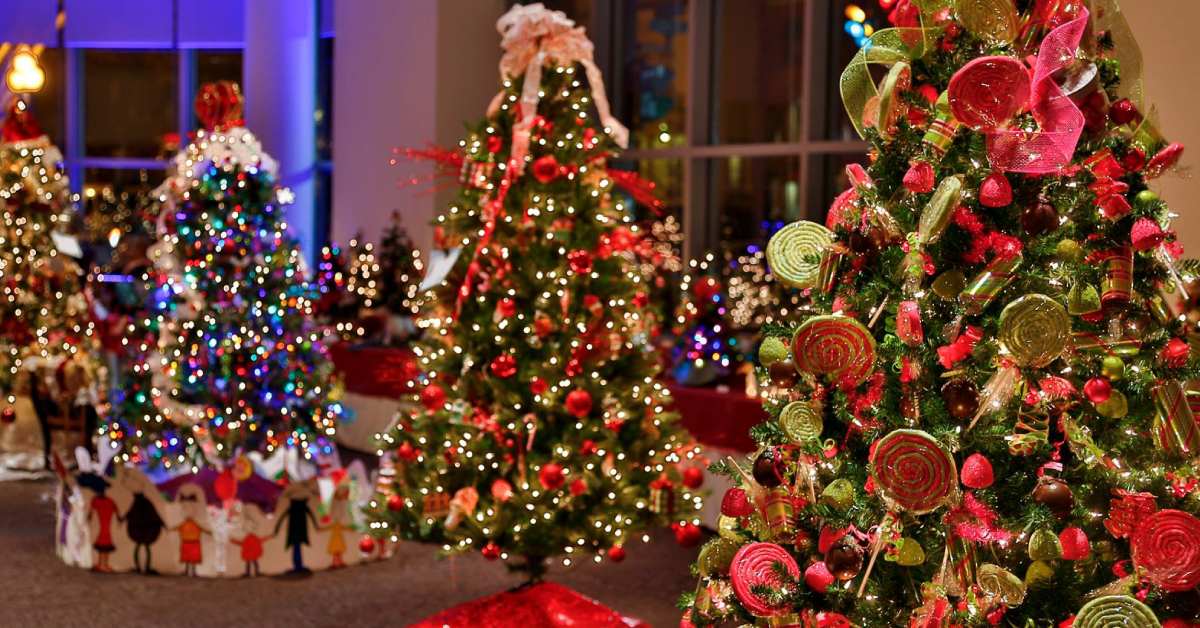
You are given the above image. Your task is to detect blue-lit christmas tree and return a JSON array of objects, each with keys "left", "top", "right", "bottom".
[{"left": 107, "top": 82, "right": 343, "bottom": 469}]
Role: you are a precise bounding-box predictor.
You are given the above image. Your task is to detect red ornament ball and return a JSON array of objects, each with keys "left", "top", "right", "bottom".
[
  {"left": 529, "top": 376, "right": 549, "bottom": 395},
  {"left": 1083, "top": 377, "right": 1112, "bottom": 404},
  {"left": 496, "top": 297, "right": 517, "bottom": 319},
  {"left": 486, "top": 135, "right": 503, "bottom": 154},
  {"left": 682, "top": 467, "right": 705, "bottom": 490},
  {"left": 565, "top": 388, "right": 593, "bottom": 418},
  {"left": 490, "top": 354, "right": 517, "bottom": 379},
  {"left": 569, "top": 478, "right": 588, "bottom": 497},
  {"left": 420, "top": 383, "right": 446, "bottom": 411},
  {"left": 979, "top": 172, "right": 1013, "bottom": 208},
  {"left": 960, "top": 453, "right": 994, "bottom": 489},
  {"left": 1131, "top": 217, "right": 1166, "bottom": 252},
  {"left": 1121, "top": 146, "right": 1148, "bottom": 172},
  {"left": 358, "top": 535, "right": 376, "bottom": 555},
  {"left": 531, "top": 155, "right": 560, "bottom": 184},
  {"left": 482, "top": 541, "right": 501, "bottom": 561},
  {"left": 1059, "top": 526, "right": 1090, "bottom": 561},
  {"left": 608, "top": 545, "right": 626, "bottom": 563},
  {"left": 567, "top": 249, "right": 594, "bottom": 274},
  {"left": 805, "top": 561, "right": 836, "bottom": 593},
  {"left": 1109, "top": 98, "right": 1141, "bottom": 125},
  {"left": 0, "top": 406, "right": 14, "bottom": 424},
  {"left": 539, "top": 462, "right": 566, "bottom": 490},
  {"left": 396, "top": 442, "right": 419, "bottom": 462},
  {"left": 673, "top": 522, "right": 702, "bottom": 547},
  {"left": 721, "top": 487, "right": 755, "bottom": 518},
  {"left": 386, "top": 493, "right": 405, "bottom": 512}
]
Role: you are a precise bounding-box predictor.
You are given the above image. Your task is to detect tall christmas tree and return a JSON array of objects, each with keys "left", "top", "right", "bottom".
[
  {"left": 376, "top": 211, "right": 424, "bottom": 318},
  {"left": 109, "top": 82, "right": 343, "bottom": 469},
  {"left": 683, "top": 1, "right": 1200, "bottom": 626},
  {"left": 0, "top": 94, "right": 100, "bottom": 449},
  {"left": 366, "top": 4, "right": 704, "bottom": 578}
]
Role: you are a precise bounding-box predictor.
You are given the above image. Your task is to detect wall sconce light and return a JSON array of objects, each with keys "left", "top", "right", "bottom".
[{"left": 6, "top": 46, "right": 46, "bottom": 94}]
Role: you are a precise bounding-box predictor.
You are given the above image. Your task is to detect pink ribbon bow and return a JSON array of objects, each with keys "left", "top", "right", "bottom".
[{"left": 987, "top": 9, "right": 1090, "bottom": 174}]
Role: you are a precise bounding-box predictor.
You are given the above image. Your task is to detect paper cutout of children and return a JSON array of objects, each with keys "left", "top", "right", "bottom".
[
  {"left": 232, "top": 503, "right": 269, "bottom": 577},
  {"left": 274, "top": 480, "right": 319, "bottom": 574},
  {"left": 118, "top": 466, "right": 165, "bottom": 574},
  {"left": 78, "top": 472, "right": 117, "bottom": 572},
  {"left": 326, "top": 483, "right": 351, "bottom": 568},
  {"left": 173, "top": 483, "right": 210, "bottom": 576}
]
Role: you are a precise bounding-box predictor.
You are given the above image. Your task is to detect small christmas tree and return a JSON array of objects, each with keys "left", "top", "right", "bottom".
[
  {"left": 671, "top": 254, "right": 737, "bottom": 387},
  {"left": 366, "top": 4, "right": 704, "bottom": 579},
  {"left": 683, "top": 1, "right": 1200, "bottom": 626},
  {"left": 377, "top": 211, "right": 424, "bottom": 318},
  {"left": 112, "top": 82, "right": 344, "bottom": 468},
  {"left": 315, "top": 236, "right": 380, "bottom": 341},
  {"left": 0, "top": 95, "right": 100, "bottom": 450}
]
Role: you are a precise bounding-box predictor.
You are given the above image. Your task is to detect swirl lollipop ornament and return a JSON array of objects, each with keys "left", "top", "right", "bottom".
[
  {"left": 1131, "top": 509, "right": 1200, "bottom": 592},
  {"left": 791, "top": 315, "right": 876, "bottom": 387},
  {"left": 1073, "top": 595, "right": 1161, "bottom": 628},
  {"left": 947, "top": 56, "right": 1031, "bottom": 130},
  {"left": 728, "top": 542, "right": 801, "bottom": 618},
  {"left": 870, "top": 429, "right": 958, "bottom": 515},
  {"left": 766, "top": 220, "right": 835, "bottom": 289}
]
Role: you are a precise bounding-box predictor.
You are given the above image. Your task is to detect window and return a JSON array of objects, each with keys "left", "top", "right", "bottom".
[{"left": 599, "top": 0, "right": 871, "bottom": 260}]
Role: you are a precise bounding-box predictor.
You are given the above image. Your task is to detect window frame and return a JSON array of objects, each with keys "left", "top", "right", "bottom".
[{"left": 594, "top": 0, "right": 869, "bottom": 259}]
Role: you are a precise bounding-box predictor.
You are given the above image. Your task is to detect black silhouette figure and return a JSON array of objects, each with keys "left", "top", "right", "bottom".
[
  {"left": 274, "top": 491, "right": 319, "bottom": 574},
  {"left": 125, "top": 490, "right": 165, "bottom": 574}
]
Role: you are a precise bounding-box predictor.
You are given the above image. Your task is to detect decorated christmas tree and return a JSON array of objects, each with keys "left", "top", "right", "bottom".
[
  {"left": 376, "top": 211, "right": 424, "bottom": 318},
  {"left": 109, "top": 82, "right": 344, "bottom": 469},
  {"left": 671, "top": 253, "right": 738, "bottom": 387},
  {"left": 682, "top": 1, "right": 1200, "bottom": 626},
  {"left": 315, "top": 236, "right": 379, "bottom": 341},
  {"left": 0, "top": 94, "right": 101, "bottom": 462},
  {"left": 365, "top": 4, "right": 704, "bottom": 579}
]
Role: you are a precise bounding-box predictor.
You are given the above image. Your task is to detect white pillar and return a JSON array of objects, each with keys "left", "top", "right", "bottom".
[{"left": 243, "top": 0, "right": 318, "bottom": 264}]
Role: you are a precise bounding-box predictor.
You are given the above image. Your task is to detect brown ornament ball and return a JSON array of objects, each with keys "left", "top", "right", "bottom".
[
  {"left": 767, "top": 358, "right": 798, "bottom": 388},
  {"left": 825, "top": 541, "right": 865, "bottom": 581},
  {"left": 752, "top": 449, "right": 784, "bottom": 488},
  {"left": 1032, "top": 476, "right": 1074, "bottom": 516},
  {"left": 1021, "top": 202, "right": 1059, "bottom": 237},
  {"left": 941, "top": 379, "right": 980, "bottom": 421}
]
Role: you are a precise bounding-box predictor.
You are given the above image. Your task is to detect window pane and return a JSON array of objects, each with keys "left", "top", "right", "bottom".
[
  {"left": 709, "top": 156, "right": 801, "bottom": 253},
  {"left": 194, "top": 51, "right": 243, "bottom": 129},
  {"left": 617, "top": 0, "right": 689, "bottom": 149},
  {"left": 27, "top": 48, "right": 66, "bottom": 152},
  {"left": 84, "top": 51, "right": 178, "bottom": 158},
  {"left": 814, "top": 3, "right": 888, "bottom": 141},
  {"left": 314, "top": 167, "right": 332, "bottom": 251},
  {"left": 711, "top": 0, "right": 804, "bottom": 144},
  {"left": 541, "top": 0, "right": 593, "bottom": 25},
  {"left": 316, "top": 38, "right": 333, "bottom": 162},
  {"left": 82, "top": 168, "right": 166, "bottom": 207}
]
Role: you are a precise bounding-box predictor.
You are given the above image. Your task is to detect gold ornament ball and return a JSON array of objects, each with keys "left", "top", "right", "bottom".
[
  {"left": 1055, "top": 239, "right": 1083, "bottom": 262},
  {"left": 1025, "top": 560, "right": 1056, "bottom": 589},
  {"left": 820, "top": 478, "right": 856, "bottom": 511},
  {"left": 1101, "top": 356, "right": 1125, "bottom": 380},
  {"left": 1028, "top": 528, "right": 1062, "bottom": 561}
]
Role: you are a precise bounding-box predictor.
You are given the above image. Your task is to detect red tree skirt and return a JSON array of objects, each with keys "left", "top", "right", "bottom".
[{"left": 410, "top": 582, "right": 647, "bottom": 628}]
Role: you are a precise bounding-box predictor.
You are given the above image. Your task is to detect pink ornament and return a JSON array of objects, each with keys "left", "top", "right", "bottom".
[
  {"left": 804, "top": 561, "right": 835, "bottom": 593},
  {"left": 978, "top": 173, "right": 1013, "bottom": 208},
  {"left": 491, "top": 479, "right": 514, "bottom": 502},
  {"left": 730, "top": 543, "right": 801, "bottom": 615},
  {"left": 896, "top": 300, "right": 924, "bottom": 347},
  {"left": 903, "top": 161, "right": 936, "bottom": 194},
  {"left": 1059, "top": 526, "right": 1090, "bottom": 560},
  {"left": 1083, "top": 377, "right": 1112, "bottom": 404},
  {"left": 960, "top": 453, "right": 994, "bottom": 489},
  {"left": 1147, "top": 143, "right": 1186, "bottom": 179},
  {"left": 1131, "top": 218, "right": 1165, "bottom": 251}
]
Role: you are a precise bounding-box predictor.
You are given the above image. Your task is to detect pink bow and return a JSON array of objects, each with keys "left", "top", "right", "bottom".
[{"left": 987, "top": 9, "right": 1089, "bottom": 173}]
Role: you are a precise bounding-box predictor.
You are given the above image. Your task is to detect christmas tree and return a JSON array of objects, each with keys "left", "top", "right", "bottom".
[
  {"left": 0, "top": 95, "right": 99, "bottom": 441},
  {"left": 682, "top": 1, "right": 1200, "bottom": 626},
  {"left": 365, "top": 4, "right": 704, "bottom": 579},
  {"left": 110, "top": 82, "right": 343, "bottom": 469},
  {"left": 315, "top": 236, "right": 379, "bottom": 341},
  {"left": 671, "top": 253, "right": 738, "bottom": 387},
  {"left": 376, "top": 211, "right": 424, "bottom": 318}
]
